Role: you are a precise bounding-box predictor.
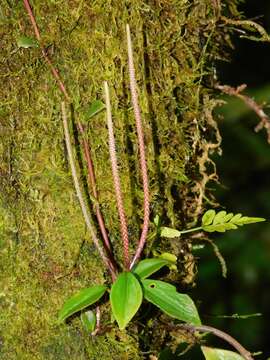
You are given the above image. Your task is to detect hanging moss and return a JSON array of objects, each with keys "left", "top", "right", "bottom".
[{"left": 0, "top": 0, "right": 243, "bottom": 359}]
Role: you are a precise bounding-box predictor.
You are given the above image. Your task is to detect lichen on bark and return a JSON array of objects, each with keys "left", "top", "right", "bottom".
[{"left": 0, "top": 1, "right": 242, "bottom": 359}]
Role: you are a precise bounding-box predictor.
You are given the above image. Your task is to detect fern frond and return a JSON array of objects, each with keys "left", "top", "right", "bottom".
[{"left": 202, "top": 210, "right": 265, "bottom": 233}]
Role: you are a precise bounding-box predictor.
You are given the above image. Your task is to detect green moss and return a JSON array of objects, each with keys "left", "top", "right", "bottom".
[{"left": 0, "top": 0, "right": 242, "bottom": 358}]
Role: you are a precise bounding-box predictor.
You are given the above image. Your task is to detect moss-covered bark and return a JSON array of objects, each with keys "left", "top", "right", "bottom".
[{"left": 0, "top": 1, "right": 241, "bottom": 359}]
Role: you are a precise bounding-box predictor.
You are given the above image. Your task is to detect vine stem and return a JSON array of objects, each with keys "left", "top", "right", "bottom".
[
  {"left": 23, "top": 0, "right": 70, "bottom": 100},
  {"left": 104, "top": 82, "right": 130, "bottom": 270},
  {"left": 126, "top": 24, "right": 150, "bottom": 269},
  {"left": 182, "top": 324, "right": 254, "bottom": 360},
  {"left": 61, "top": 102, "right": 115, "bottom": 277}
]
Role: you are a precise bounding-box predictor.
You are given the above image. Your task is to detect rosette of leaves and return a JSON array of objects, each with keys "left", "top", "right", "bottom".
[
  {"left": 58, "top": 257, "right": 201, "bottom": 330},
  {"left": 58, "top": 258, "right": 249, "bottom": 359}
]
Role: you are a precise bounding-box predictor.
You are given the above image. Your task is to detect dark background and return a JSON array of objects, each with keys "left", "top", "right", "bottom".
[
  {"left": 161, "top": 0, "right": 270, "bottom": 358},
  {"left": 196, "top": 0, "right": 270, "bottom": 358}
]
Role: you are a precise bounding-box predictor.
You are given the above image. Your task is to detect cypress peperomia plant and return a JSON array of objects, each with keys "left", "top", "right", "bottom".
[
  {"left": 21, "top": 3, "right": 262, "bottom": 357},
  {"left": 57, "top": 25, "right": 264, "bottom": 360}
]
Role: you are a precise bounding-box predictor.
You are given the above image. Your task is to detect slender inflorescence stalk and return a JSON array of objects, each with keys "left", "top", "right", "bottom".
[
  {"left": 126, "top": 24, "right": 150, "bottom": 269},
  {"left": 104, "top": 82, "right": 130, "bottom": 270},
  {"left": 61, "top": 102, "right": 116, "bottom": 277}
]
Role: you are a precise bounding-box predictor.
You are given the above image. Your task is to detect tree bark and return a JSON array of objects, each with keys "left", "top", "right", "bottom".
[{"left": 0, "top": 1, "right": 241, "bottom": 359}]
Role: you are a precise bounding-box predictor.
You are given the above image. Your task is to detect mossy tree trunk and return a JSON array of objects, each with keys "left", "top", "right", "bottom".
[{"left": 0, "top": 1, "right": 240, "bottom": 359}]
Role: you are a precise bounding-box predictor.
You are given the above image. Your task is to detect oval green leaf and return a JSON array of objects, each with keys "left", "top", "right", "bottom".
[
  {"left": 58, "top": 285, "right": 107, "bottom": 323},
  {"left": 142, "top": 279, "right": 201, "bottom": 325},
  {"left": 110, "top": 272, "right": 143, "bottom": 330},
  {"left": 213, "top": 211, "right": 227, "bottom": 225},
  {"left": 132, "top": 258, "right": 174, "bottom": 279},
  {"left": 160, "top": 227, "right": 181, "bottom": 238},
  {"left": 17, "top": 36, "right": 39, "bottom": 49},
  {"left": 202, "top": 209, "right": 216, "bottom": 226},
  {"left": 201, "top": 346, "right": 244, "bottom": 360},
  {"left": 80, "top": 310, "right": 96, "bottom": 333},
  {"left": 159, "top": 252, "right": 177, "bottom": 263},
  {"left": 235, "top": 216, "right": 265, "bottom": 225},
  {"left": 84, "top": 100, "right": 105, "bottom": 120}
]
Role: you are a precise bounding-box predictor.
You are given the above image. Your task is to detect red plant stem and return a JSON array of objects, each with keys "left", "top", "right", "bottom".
[
  {"left": 23, "top": 0, "right": 117, "bottom": 279},
  {"left": 23, "top": 0, "right": 70, "bottom": 101},
  {"left": 126, "top": 25, "right": 150, "bottom": 269},
  {"left": 104, "top": 81, "right": 130, "bottom": 270},
  {"left": 77, "top": 123, "right": 116, "bottom": 268},
  {"left": 22, "top": 0, "right": 41, "bottom": 41}
]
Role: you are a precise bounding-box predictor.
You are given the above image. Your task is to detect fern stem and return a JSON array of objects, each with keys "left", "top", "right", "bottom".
[
  {"left": 179, "top": 226, "right": 203, "bottom": 235},
  {"left": 104, "top": 82, "right": 130, "bottom": 270},
  {"left": 126, "top": 24, "right": 150, "bottom": 269}
]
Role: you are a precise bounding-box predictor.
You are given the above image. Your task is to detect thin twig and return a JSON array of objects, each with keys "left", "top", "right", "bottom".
[
  {"left": 104, "top": 82, "right": 130, "bottom": 270},
  {"left": 126, "top": 24, "right": 150, "bottom": 269},
  {"left": 181, "top": 324, "right": 254, "bottom": 360},
  {"left": 61, "top": 102, "right": 114, "bottom": 275},
  {"left": 216, "top": 83, "right": 270, "bottom": 143},
  {"left": 195, "top": 325, "right": 253, "bottom": 360}
]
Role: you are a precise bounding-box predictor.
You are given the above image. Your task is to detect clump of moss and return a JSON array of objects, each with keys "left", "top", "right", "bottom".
[{"left": 0, "top": 0, "right": 243, "bottom": 358}]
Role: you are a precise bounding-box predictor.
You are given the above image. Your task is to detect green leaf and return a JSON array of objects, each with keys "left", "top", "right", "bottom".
[
  {"left": 132, "top": 258, "right": 173, "bottom": 279},
  {"left": 213, "top": 210, "right": 227, "bottom": 225},
  {"left": 234, "top": 216, "right": 266, "bottom": 226},
  {"left": 80, "top": 310, "right": 96, "bottom": 333},
  {"left": 58, "top": 285, "right": 107, "bottom": 323},
  {"left": 110, "top": 272, "right": 143, "bottom": 330},
  {"left": 17, "top": 36, "right": 39, "bottom": 48},
  {"left": 142, "top": 279, "right": 201, "bottom": 325},
  {"left": 202, "top": 209, "right": 265, "bottom": 233},
  {"left": 201, "top": 346, "right": 244, "bottom": 360},
  {"left": 202, "top": 209, "right": 216, "bottom": 226},
  {"left": 158, "top": 252, "right": 177, "bottom": 264},
  {"left": 160, "top": 227, "right": 181, "bottom": 238},
  {"left": 84, "top": 100, "right": 105, "bottom": 120},
  {"left": 224, "top": 212, "right": 234, "bottom": 222},
  {"left": 153, "top": 214, "right": 160, "bottom": 227}
]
